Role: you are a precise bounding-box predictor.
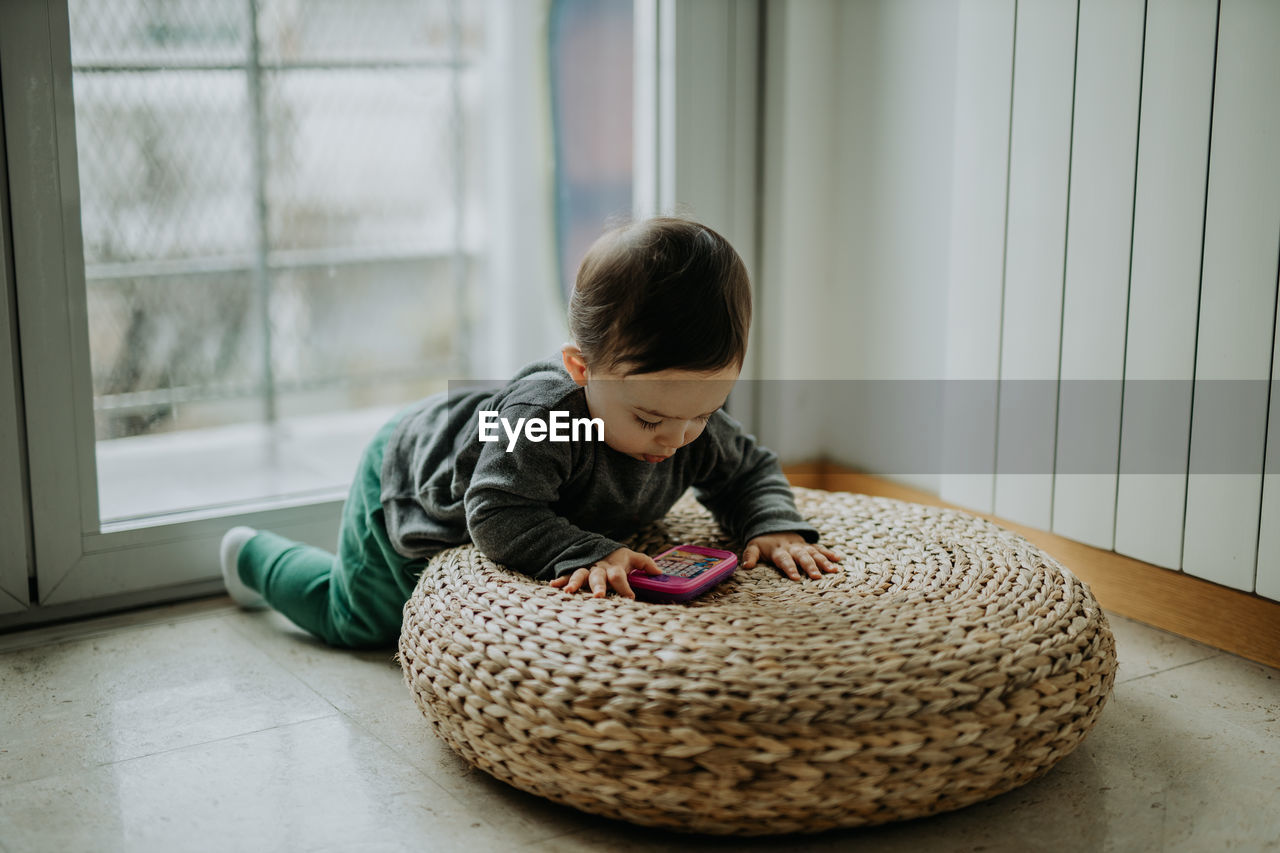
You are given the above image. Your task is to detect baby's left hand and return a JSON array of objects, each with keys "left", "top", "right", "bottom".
[{"left": 742, "top": 533, "right": 843, "bottom": 581}]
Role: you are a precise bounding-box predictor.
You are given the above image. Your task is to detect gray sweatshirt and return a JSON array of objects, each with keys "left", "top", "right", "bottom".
[{"left": 379, "top": 357, "right": 818, "bottom": 580}]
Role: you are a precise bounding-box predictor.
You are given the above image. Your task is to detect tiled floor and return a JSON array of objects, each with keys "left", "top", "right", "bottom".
[{"left": 1, "top": 600, "right": 1276, "bottom": 853}]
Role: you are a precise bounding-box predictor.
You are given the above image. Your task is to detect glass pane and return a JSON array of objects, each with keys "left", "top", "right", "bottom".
[
  {"left": 268, "top": 259, "right": 458, "bottom": 402},
  {"left": 550, "top": 0, "right": 634, "bottom": 301},
  {"left": 76, "top": 71, "right": 256, "bottom": 263},
  {"left": 87, "top": 271, "right": 263, "bottom": 437},
  {"left": 68, "top": 0, "right": 630, "bottom": 527},
  {"left": 262, "top": 69, "right": 455, "bottom": 252},
  {"left": 69, "top": 0, "right": 250, "bottom": 66},
  {"left": 256, "top": 0, "right": 483, "bottom": 65},
  {"left": 69, "top": 0, "right": 479, "bottom": 523}
]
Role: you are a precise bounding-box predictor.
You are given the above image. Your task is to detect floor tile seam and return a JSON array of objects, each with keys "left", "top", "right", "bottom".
[
  {"left": 0, "top": 711, "right": 345, "bottom": 795},
  {"left": 217, "top": 618, "right": 660, "bottom": 847},
  {"left": 1113, "top": 619, "right": 1280, "bottom": 677},
  {"left": 1213, "top": 648, "right": 1280, "bottom": 677},
  {"left": 218, "top": 609, "right": 330, "bottom": 666},
  {"left": 1113, "top": 677, "right": 1280, "bottom": 746},
  {"left": 216, "top": 617, "right": 463, "bottom": 793},
  {"left": 517, "top": 827, "right": 600, "bottom": 850},
  {"left": 327, "top": 704, "right": 578, "bottom": 847},
  {"left": 1115, "top": 652, "right": 1224, "bottom": 686},
  {"left": 214, "top": 612, "right": 379, "bottom": 720},
  {"left": 324, "top": 685, "right": 615, "bottom": 849},
  {"left": 0, "top": 604, "right": 239, "bottom": 656},
  {"left": 517, "top": 834, "right": 576, "bottom": 852},
  {"left": 220, "top": 613, "right": 417, "bottom": 712},
  {"left": 310, "top": 704, "right": 545, "bottom": 847}
]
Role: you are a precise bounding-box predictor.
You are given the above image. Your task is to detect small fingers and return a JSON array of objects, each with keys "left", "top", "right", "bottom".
[
  {"left": 607, "top": 564, "right": 636, "bottom": 599},
  {"left": 814, "top": 551, "right": 840, "bottom": 573},
  {"left": 557, "top": 562, "right": 648, "bottom": 598},
  {"left": 558, "top": 568, "right": 590, "bottom": 594},
  {"left": 774, "top": 551, "right": 802, "bottom": 581},
  {"left": 795, "top": 550, "right": 822, "bottom": 579},
  {"left": 818, "top": 545, "right": 843, "bottom": 562},
  {"left": 742, "top": 544, "right": 759, "bottom": 569}
]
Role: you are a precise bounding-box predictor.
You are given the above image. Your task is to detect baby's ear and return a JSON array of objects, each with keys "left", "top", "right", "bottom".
[{"left": 561, "top": 344, "right": 589, "bottom": 387}]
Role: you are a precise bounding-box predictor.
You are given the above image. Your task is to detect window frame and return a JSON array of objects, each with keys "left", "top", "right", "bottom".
[
  {"left": 1, "top": 87, "right": 33, "bottom": 613},
  {"left": 634, "top": 0, "right": 763, "bottom": 434}
]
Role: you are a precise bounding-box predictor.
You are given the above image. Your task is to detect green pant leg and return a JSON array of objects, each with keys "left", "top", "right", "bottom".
[
  {"left": 325, "top": 426, "right": 428, "bottom": 648},
  {"left": 238, "top": 532, "right": 346, "bottom": 646},
  {"left": 238, "top": 410, "right": 427, "bottom": 649}
]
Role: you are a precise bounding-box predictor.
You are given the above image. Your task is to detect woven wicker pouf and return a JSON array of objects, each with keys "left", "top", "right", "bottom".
[{"left": 398, "top": 488, "right": 1117, "bottom": 835}]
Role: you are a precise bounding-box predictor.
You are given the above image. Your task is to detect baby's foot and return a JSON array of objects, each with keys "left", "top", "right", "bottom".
[{"left": 220, "top": 527, "right": 267, "bottom": 609}]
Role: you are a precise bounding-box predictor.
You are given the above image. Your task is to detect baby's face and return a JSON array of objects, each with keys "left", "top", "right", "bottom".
[{"left": 582, "top": 365, "right": 740, "bottom": 463}]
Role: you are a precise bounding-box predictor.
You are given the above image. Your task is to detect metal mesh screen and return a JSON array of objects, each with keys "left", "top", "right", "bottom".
[{"left": 69, "top": 0, "right": 482, "bottom": 441}]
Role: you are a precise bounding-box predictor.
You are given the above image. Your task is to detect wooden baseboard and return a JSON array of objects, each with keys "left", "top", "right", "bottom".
[{"left": 783, "top": 462, "right": 1280, "bottom": 671}]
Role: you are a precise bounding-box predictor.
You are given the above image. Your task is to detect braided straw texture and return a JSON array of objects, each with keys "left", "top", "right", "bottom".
[{"left": 398, "top": 488, "right": 1116, "bottom": 835}]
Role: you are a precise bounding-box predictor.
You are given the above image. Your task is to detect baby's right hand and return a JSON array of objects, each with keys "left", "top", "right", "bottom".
[{"left": 549, "top": 547, "right": 663, "bottom": 599}]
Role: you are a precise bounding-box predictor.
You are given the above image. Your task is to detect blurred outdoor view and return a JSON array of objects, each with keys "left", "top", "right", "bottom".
[{"left": 71, "top": 0, "right": 632, "bottom": 523}]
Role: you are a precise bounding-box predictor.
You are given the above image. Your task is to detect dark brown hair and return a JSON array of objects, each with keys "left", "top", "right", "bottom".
[{"left": 568, "top": 217, "right": 752, "bottom": 376}]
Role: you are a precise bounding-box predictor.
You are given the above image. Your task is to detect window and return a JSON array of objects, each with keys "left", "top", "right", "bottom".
[
  {"left": 70, "top": 0, "right": 484, "bottom": 522},
  {"left": 2, "top": 0, "right": 755, "bottom": 622}
]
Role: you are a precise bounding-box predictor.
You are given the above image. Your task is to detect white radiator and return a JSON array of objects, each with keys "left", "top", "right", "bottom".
[{"left": 942, "top": 0, "right": 1280, "bottom": 601}]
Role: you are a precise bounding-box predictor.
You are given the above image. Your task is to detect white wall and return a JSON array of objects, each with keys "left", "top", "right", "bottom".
[
  {"left": 757, "top": 0, "right": 840, "bottom": 463},
  {"left": 758, "top": 0, "right": 959, "bottom": 495},
  {"left": 829, "top": 2, "right": 957, "bottom": 384},
  {"left": 480, "top": 0, "right": 568, "bottom": 379}
]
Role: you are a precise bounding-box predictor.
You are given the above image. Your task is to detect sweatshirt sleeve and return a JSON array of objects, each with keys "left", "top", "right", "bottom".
[
  {"left": 691, "top": 411, "right": 819, "bottom": 545},
  {"left": 463, "top": 405, "right": 624, "bottom": 581}
]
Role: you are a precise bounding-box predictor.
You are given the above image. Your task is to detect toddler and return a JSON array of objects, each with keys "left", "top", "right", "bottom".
[{"left": 220, "top": 217, "right": 841, "bottom": 648}]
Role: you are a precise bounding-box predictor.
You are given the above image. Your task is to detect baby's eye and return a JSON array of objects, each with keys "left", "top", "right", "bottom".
[{"left": 635, "top": 417, "right": 661, "bottom": 431}]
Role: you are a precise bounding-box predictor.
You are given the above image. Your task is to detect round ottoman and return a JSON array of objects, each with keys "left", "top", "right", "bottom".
[{"left": 398, "top": 488, "right": 1117, "bottom": 835}]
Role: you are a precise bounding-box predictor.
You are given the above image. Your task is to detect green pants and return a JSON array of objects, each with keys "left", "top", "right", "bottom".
[{"left": 237, "top": 413, "right": 428, "bottom": 649}]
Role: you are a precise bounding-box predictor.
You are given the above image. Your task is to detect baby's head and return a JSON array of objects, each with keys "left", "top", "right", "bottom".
[
  {"left": 561, "top": 217, "right": 752, "bottom": 463},
  {"left": 567, "top": 216, "right": 752, "bottom": 376}
]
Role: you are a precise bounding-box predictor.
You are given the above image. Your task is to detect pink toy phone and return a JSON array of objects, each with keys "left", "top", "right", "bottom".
[{"left": 629, "top": 544, "right": 738, "bottom": 603}]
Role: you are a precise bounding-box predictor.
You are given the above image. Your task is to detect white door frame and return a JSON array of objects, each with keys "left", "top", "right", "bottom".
[
  {"left": 634, "top": 0, "right": 762, "bottom": 433},
  {"left": 0, "top": 0, "right": 345, "bottom": 628},
  {"left": 0, "top": 85, "right": 33, "bottom": 614}
]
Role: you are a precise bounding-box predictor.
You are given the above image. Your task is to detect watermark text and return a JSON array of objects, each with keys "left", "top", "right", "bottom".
[{"left": 478, "top": 410, "right": 604, "bottom": 451}]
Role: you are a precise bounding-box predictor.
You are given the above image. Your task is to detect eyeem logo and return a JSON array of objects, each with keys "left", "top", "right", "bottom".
[{"left": 478, "top": 410, "right": 604, "bottom": 452}]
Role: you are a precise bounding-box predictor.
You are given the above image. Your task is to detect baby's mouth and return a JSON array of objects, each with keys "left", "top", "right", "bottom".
[{"left": 641, "top": 453, "right": 671, "bottom": 464}]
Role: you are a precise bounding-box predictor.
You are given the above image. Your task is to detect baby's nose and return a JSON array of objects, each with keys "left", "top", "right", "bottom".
[
  {"left": 656, "top": 428, "right": 684, "bottom": 451},
  {"left": 663, "top": 426, "right": 695, "bottom": 449}
]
